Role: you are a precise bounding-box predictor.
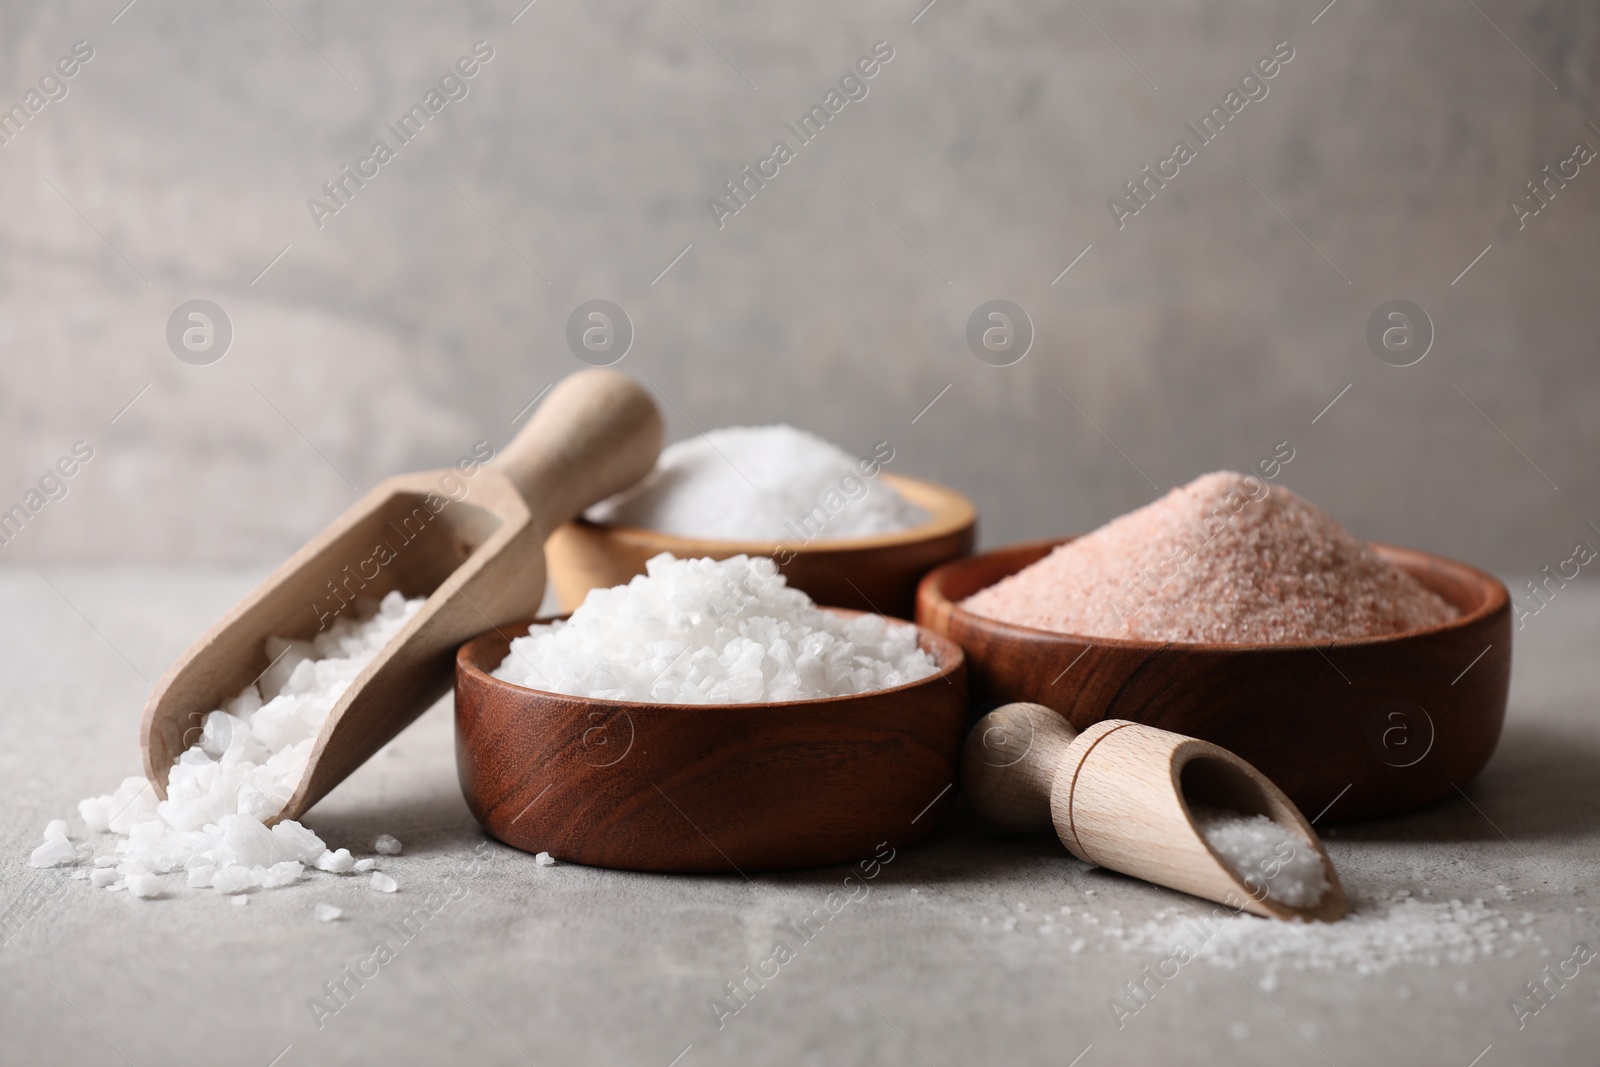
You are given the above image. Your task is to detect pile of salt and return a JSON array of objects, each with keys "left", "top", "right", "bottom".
[
  {"left": 38, "top": 591, "right": 423, "bottom": 897},
  {"left": 492, "top": 554, "right": 937, "bottom": 703},
  {"left": 585, "top": 425, "right": 927, "bottom": 541}
]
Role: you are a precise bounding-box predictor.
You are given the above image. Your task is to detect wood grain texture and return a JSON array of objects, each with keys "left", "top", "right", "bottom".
[
  {"left": 140, "top": 370, "right": 663, "bottom": 822},
  {"left": 454, "top": 612, "right": 968, "bottom": 872},
  {"left": 920, "top": 538, "right": 1512, "bottom": 822},
  {"left": 545, "top": 472, "right": 977, "bottom": 620}
]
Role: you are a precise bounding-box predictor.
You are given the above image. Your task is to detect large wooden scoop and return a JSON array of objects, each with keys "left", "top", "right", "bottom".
[{"left": 141, "top": 368, "right": 663, "bottom": 823}]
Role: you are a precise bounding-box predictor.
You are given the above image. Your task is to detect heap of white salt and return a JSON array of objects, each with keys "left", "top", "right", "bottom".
[
  {"left": 1191, "top": 806, "right": 1329, "bottom": 909},
  {"left": 962, "top": 471, "right": 1458, "bottom": 643},
  {"left": 493, "top": 553, "right": 937, "bottom": 703},
  {"left": 585, "top": 425, "right": 927, "bottom": 541},
  {"left": 40, "top": 591, "right": 422, "bottom": 896}
]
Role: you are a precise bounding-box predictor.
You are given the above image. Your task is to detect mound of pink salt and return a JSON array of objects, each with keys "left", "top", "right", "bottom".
[{"left": 962, "top": 472, "right": 1458, "bottom": 644}]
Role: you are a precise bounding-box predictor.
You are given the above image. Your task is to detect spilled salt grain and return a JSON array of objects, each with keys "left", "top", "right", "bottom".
[
  {"left": 962, "top": 472, "right": 1458, "bottom": 644},
  {"left": 354, "top": 858, "right": 377, "bottom": 873},
  {"left": 43, "top": 593, "right": 422, "bottom": 899},
  {"left": 315, "top": 903, "right": 343, "bottom": 923},
  {"left": 43, "top": 819, "right": 68, "bottom": 840},
  {"left": 493, "top": 554, "right": 937, "bottom": 703},
  {"left": 126, "top": 873, "right": 162, "bottom": 899},
  {"left": 316, "top": 849, "right": 356, "bottom": 874},
  {"left": 374, "top": 835, "right": 402, "bottom": 856},
  {"left": 585, "top": 425, "right": 927, "bottom": 541},
  {"left": 1099, "top": 892, "right": 1537, "bottom": 974},
  {"left": 535, "top": 852, "right": 556, "bottom": 867},
  {"left": 90, "top": 868, "right": 117, "bottom": 889},
  {"left": 29, "top": 836, "right": 77, "bottom": 869},
  {"left": 371, "top": 872, "right": 398, "bottom": 893},
  {"left": 1192, "top": 806, "right": 1328, "bottom": 908}
]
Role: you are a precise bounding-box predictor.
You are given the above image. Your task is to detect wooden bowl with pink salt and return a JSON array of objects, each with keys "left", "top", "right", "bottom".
[{"left": 916, "top": 474, "right": 1511, "bottom": 822}]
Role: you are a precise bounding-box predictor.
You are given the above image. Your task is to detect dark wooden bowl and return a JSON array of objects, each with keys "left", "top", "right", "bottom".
[
  {"left": 545, "top": 472, "right": 977, "bottom": 620},
  {"left": 917, "top": 538, "right": 1511, "bottom": 822},
  {"left": 454, "top": 612, "right": 968, "bottom": 872}
]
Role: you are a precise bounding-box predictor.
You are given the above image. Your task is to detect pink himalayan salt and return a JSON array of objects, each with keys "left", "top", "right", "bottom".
[{"left": 962, "top": 472, "right": 1458, "bottom": 644}]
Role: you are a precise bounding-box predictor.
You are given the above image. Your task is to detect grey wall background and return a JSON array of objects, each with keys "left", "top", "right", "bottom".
[{"left": 0, "top": 0, "right": 1596, "bottom": 575}]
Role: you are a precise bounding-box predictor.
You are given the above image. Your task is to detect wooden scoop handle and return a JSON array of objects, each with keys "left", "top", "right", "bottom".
[
  {"left": 960, "top": 702, "right": 1078, "bottom": 833},
  {"left": 493, "top": 368, "right": 663, "bottom": 534}
]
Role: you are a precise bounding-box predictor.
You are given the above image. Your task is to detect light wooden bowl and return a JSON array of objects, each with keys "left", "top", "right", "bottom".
[
  {"left": 454, "top": 611, "right": 968, "bottom": 872},
  {"left": 545, "top": 472, "right": 976, "bottom": 620},
  {"left": 917, "top": 538, "right": 1511, "bottom": 822}
]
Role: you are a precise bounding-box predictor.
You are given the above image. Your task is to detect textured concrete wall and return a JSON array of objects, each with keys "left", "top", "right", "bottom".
[{"left": 0, "top": 0, "right": 1595, "bottom": 573}]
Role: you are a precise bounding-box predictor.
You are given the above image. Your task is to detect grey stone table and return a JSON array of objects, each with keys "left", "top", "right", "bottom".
[{"left": 2, "top": 568, "right": 1597, "bottom": 1066}]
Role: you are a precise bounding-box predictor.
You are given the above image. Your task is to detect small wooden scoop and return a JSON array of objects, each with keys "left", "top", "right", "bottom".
[
  {"left": 141, "top": 368, "right": 663, "bottom": 823},
  {"left": 963, "top": 703, "right": 1346, "bottom": 921}
]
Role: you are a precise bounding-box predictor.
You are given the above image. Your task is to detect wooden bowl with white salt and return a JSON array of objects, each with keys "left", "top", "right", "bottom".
[
  {"left": 545, "top": 472, "right": 976, "bottom": 621},
  {"left": 453, "top": 611, "right": 968, "bottom": 872},
  {"left": 917, "top": 537, "right": 1511, "bottom": 823}
]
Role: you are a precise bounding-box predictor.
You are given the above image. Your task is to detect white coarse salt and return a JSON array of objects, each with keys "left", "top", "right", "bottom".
[
  {"left": 49, "top": 593, "right": 422, "bottom": 897},
  {"left": 314, "top": 903, "right": 344, "bottom": 923},
  {"left": 370, "top": 872, "right": 398, "bottom": 893},
  {"left": 535, "top": 852, "right": 556, "bottom": 867},
  {"left": 353, "top": 858, "right": 377, "bottom": 873},
  {"left": 316, "top": 849, "right": 356, "bottom": 874},
  {"left": 126, "top": 873, "right": 162, "bottom": 899},
  {"left": 1192, "top": 806, "right": 1329, "bottom": 908},
  {"left": 493, "top": 554, "right": 937, "bottom": 703},
  {"left": 43, "top": 819, "right": 69, "bottom": 840},
  {"left": 90, "top": 868, "right": 118, "bottom": 888},
  {"left": 374, "top": 835, "right": 402, "bottom": 856},
  {"left": 586, "top": 425, "right": 928, "bottom": 541},
  {"left": 186, "top": 866, "right": 216, "bottom": 889},
  {"left": 29, "top": 835, "right": 77, "bottom": 869}
]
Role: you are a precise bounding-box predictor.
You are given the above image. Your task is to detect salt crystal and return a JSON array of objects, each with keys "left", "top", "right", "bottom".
[
  {"left": 353, "top": 858, "right": 377, "bottom": 872},
  {"left": 586, "top": 426, "right": 927, "bottom": 540},
  {"left": 370, "top": 872, "right": 398, "bottom": 893},
  {"left": 1192, "top": 806, "right": 1328, "bottom": 908},
  {"left": 316, "top": 849, "right": 356, "bottom": 874},
  {"left": 90, "top": 868, "right": 118, "bottom": 888},
  {"left": 211, "top": 866, "right": 259, "bottom": 894},
  {"left": 93, "top": 855, "right": 118, "bottom": 868},
  {"left": 186, "top": 865, "right": 216, "bottom": 888},
  {"left": 271, "top": 821, "right": 327, "bottom": 865},
  {"left": 314, "top": 903, "right": 343, "bottom": 923},
  {"left": 535, "top": 852, "right": 557, "bottom": 867},
  {"left": 374, "top": 835, "right": 402, "bottom": 856},
  {"left": 493, "top": 555, "right": 937, "bottom": 703},
  {"left": 55, "top": 594, "right": 421, "bottom": 895},
  {"left": 126, "top": 873, "right": 162, "bottom": 898},
  {"left": 29, "top": 836, "right": 77, "bottom": 869},
  {"left": 43, "top": 820, "right": 69, "bottom": 840},
  {"left": 78, "top": 795, "right": 112, "bottom": 833},
  {"left": 258, "top": 861, "right": 304, "bottom": 888},
  {"left": 71, "top": 869, "right": 88, "bottom": 880},
  {"left": 962, "top": 472, "right": 1458, "bottom": 643}
]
